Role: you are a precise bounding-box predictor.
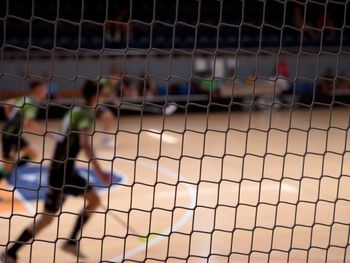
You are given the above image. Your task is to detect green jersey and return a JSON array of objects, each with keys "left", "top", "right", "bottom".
[
  {"left": 52, "top": 106, "right": 94, "bottom": 164},
  {"left": 100, "top": 77, "right": 121, "bottom": 97},
  {"left": 2, "top": 96, "right": 39, "bottom": 134},
  {"left": 60, "top": 106, "right": 94, "bottom": 134},
  {"left": 100, "top": 78, "right": 114, "bottom": 96},
  {"left": 200, "top": 77, "right": 220, "bottom": 91}
]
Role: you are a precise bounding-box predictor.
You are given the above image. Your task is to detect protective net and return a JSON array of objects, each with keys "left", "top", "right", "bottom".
[{"left": 1, "top": 0, "right": 350, "bottom": 262}]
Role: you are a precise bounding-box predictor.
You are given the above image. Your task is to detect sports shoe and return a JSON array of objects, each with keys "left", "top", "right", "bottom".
[
  {"left": 165, "top": 104, "right": 177, "bottom": 115},
  {"left": 0, "top": 252, "right": 17, "bottom": 263},
  {"left": 62, "top": 241, "right": 87, "bottom": 258}
]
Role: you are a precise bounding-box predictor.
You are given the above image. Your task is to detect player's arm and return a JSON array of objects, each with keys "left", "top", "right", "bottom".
[
  {"left": 22, "top": 104, "right": 47, "bottom": 135},
  {"left": 100, "top": 79, "right": 120, "bottom": 107},
  {"left": 23, "top": 119, "right": 57, "bottom": 141},
  {"left": 79, "top": 130, "right": 110, "bottom": 184},
  {"left": 110, "top": 93, "right": 120, "bottom": 107},
  {"left": 23, "top": 118, "right": 46, "bottom": 135},
  {"left": 3, "top": 98, "right": 15, "bottom": 119}
]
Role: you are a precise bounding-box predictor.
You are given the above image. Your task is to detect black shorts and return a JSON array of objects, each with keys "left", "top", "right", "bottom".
[
  {"left": 2, "top": 133, "right": 28, "bottom": 159},
  {"left": 44, "top": 166, "right": 92, "bottom": 213}
]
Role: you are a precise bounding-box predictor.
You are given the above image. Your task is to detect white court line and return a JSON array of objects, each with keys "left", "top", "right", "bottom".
[
  {"left": 0, "top": 164, "right": 194, "bottom": 262},
  {"left": 110, "top": 164, "right": 299, "bottom": 261},
  {"left": 2, "top": 164, "right": 298, "bottom": 261},
  {"left": 146, "top": 129, "right": 178, "bottom": 145},
  {"left": 11, "top": 176, "right": 296, "bottom": 217},
  {"left": 110, "top": 160, "right": 196, "bottom": 262},
  {"left": 14, "top": 189, "right": 36, "bottom": 215},
  {"left": 154, "top": 181, "right": 297, "bottom": 199},
  {"left": 0, "top": 185, "right": 36, "bottom": 217}
]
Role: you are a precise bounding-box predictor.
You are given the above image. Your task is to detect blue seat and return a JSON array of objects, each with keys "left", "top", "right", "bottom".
[
  {"left": 157, "top": 85, "right": 167, "bottom": 96},
  {"left": 179, "top": 84, "right": 189, "bottom": 95}
]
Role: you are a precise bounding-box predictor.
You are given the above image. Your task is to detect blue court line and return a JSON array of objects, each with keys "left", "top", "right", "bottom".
[{"left": 7, "top": 165, "right": 123, "bottom": 201}]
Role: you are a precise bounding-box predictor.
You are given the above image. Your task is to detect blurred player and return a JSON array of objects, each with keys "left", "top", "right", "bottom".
[
  {"left": 98, "top": 68, "right": 121, "bottom": 147},
  {"left": 0, "top": 80, "right": 47, "bottom": 181},
  {"left": 100, "top": 68, "right": 122, "bottom": 104},
  {"left": 137, "top": 73, "right": 157, "bottom": 97},
  {"left": 1, "top": 80, "right": 110, "bottom": 262}
]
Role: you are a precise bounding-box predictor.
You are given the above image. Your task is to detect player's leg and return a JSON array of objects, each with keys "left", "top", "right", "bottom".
[
  {"left": 2, "top": 213, "right": 55, "bottom": 261},
  {"left": 0, "top": 136, "right": 36, "bottom": 179},
  {"left": 62, "top": 174, "right": 101, "bottom": 257},
  {"left": 67, "top": 188, "right": 100, "bottom": 242},
  {"left": 0, "top": 158, "right": 13, "bottom": 180},
  {"left": 0, "top": 134, "right": 16, "bottom": 179},
  {"left": 1, "top": 188, "right": 62, "bottom": 262},
  {"left": 17, "top": 139, "right": 37, "bottom": 167},
  {"left": 98, "top": 106, "right": 116, "bottom": 147},
  {"left": 100, "top": 108, "right": 115, "bottom": 131}
]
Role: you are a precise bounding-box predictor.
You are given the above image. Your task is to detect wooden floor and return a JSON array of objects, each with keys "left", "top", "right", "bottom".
[{"left": 0, "top": 107, "right": 350, "bottom": 262}]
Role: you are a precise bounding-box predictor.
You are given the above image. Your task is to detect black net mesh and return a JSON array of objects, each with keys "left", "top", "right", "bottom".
[{"left": 1, "top": 0, "right": 350, "bottom": 262}]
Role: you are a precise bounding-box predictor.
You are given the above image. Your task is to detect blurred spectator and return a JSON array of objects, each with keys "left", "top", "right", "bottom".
[
  {"left": 227, "top": 68, "right": 236, "bottom": 79},
  {"left": 47, "top": 81, "right": 58, "bottom": 100},
  {"left": 100, "top": 68, "right": 122, "bottom": 103},
  {"left": 336, "top": 71, "right": 350, "bottom": 90},
  {"left": 201, "top": 78, "right": 220, "bottom": 97},
  {"left": 318, "top": 68, "right": 335, "bottom": 93},
  {"left": 294, "top": 5, "right": 336, "bottom": 42},
  {"left": 294, "top": 6, "right": 318, "bottom": 41},
  {"left": 276, "top": 59, "right": 291, "bottom": 92},
  {"left": 157, "top": 82, "right": 184, "bottom": 96},
  {"left": 137, "top": 73, "right": 157, "bottom": 97},
  {"left": 169, "top": 83, "right": 181, "bottom": 95},
  {"left": 43, "top": 73, "right": 58, "bottom": 100},
  {"left": 294, "top": 80, "right": 314, "bottom": 95},
  {"left": 277, "top": 59, "right": 289, "bottom": 78},
  {"left": 197, "top": 70, "right": 221, "bottom": 97},
  {"left": 99, "top": 68, "right": 121, "bottom": 147},
  {"left": 317, "top": 9, "right": 336, "bottom": 39},
  {"left": 244, "top": 70, "right": 256, "bottom": 85},
  {"left": 120, "top": 76, "right": 138, "bottom": 98},
  {"left": 225, "top": 67, "right": 236, "bottom": 86},
  {"left": 189, "top": 81, "right": 202, "bottom": 95},
  {"left": 106, "top": 5, "right": 131, "bottom": 44}
]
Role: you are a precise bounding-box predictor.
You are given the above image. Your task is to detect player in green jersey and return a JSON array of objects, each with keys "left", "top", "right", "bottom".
[
  {"left": 0, "top": 81, "right": 47, "bottom": 180},
  {"left": 98, "top": 68, "right": 121, "bottom": 147},
  {"left": 1, "top": 80, "right": 110, "bottom": 262}
]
